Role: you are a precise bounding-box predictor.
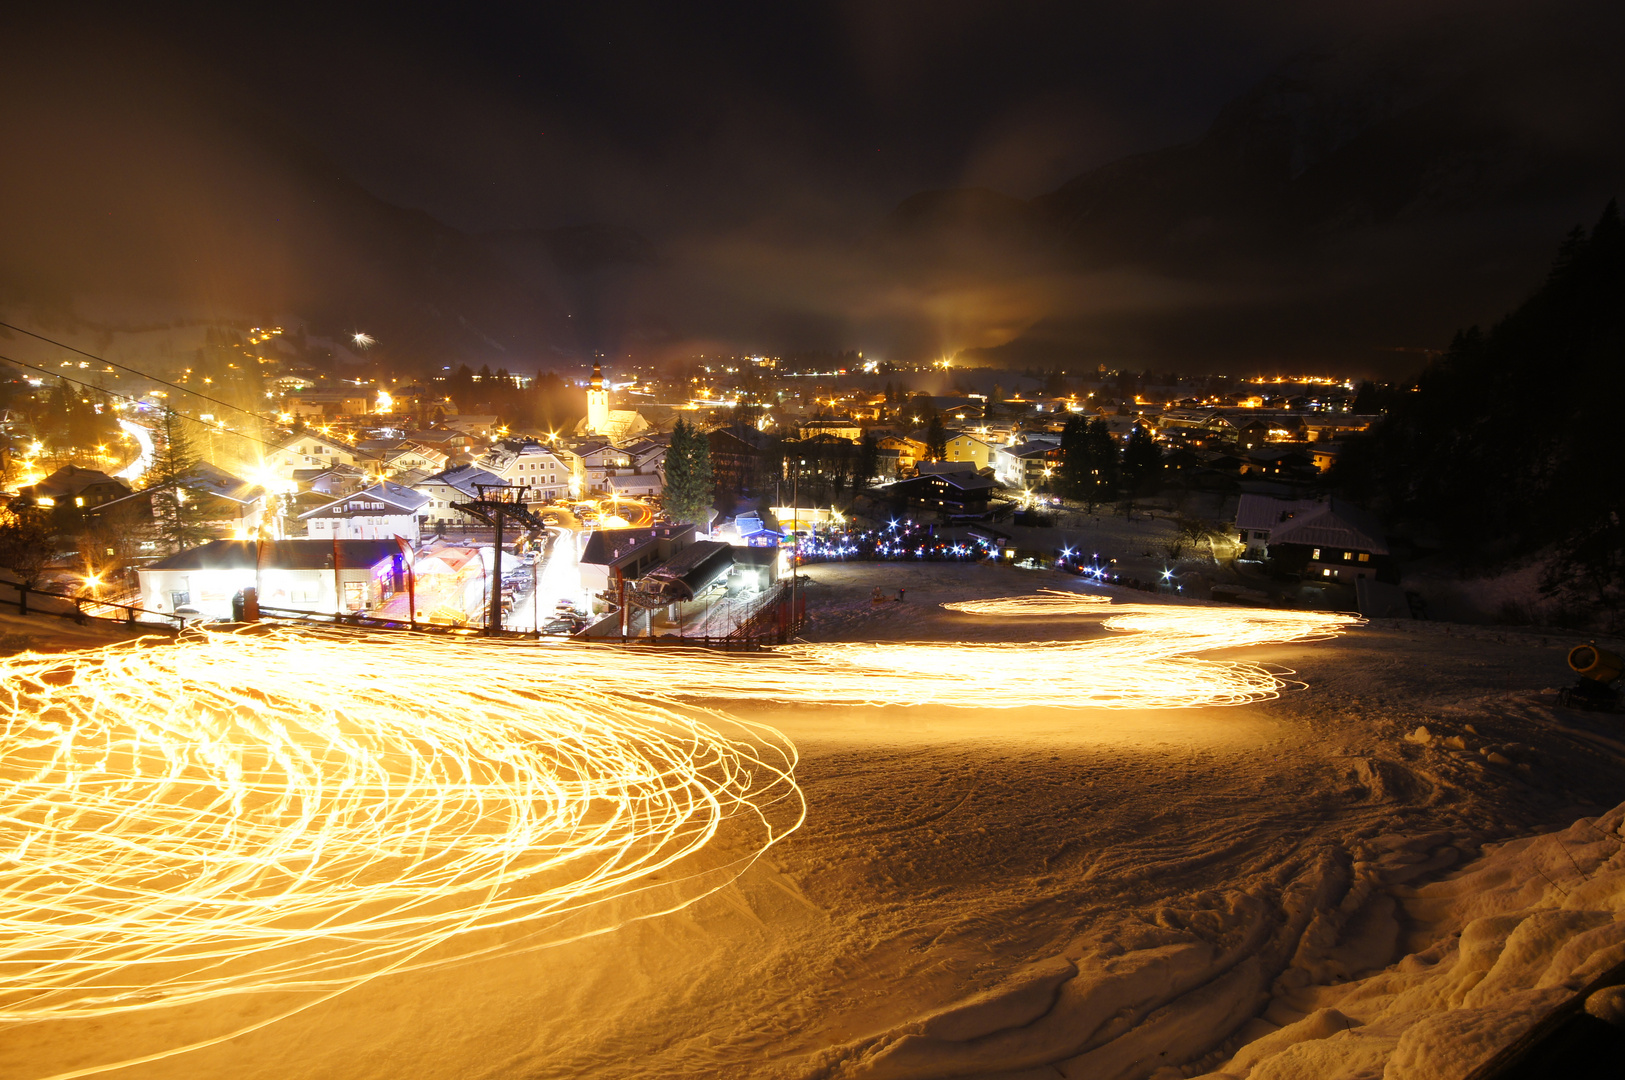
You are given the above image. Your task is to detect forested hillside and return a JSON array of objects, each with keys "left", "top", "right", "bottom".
[{"left": 1334, "top": 203, "right": 1625, "bottom": 623}]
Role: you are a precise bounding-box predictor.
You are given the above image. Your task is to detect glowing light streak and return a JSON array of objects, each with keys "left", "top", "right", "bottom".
[
  {"left": 0, "top": 629, "right": 801, "bottom": 1074},
  {"left": 942, "top": 589, "right": 1112, "bottom": 616},
  {"left": 4, "top": 594, "right": 1358, "bottom": 1074},
  {"left": 595, "top": 596, "right": 1360, "bottom": 711}
]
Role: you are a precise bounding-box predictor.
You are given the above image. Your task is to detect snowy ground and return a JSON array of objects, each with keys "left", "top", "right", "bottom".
[
  {"left": 7, "top": 562, "right": 1625, "bottom": 1080},
  {"left": 0, "top": 581, "right": 155, "bottom": 654}
]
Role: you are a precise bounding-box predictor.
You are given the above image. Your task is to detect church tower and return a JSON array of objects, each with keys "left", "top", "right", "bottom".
[{"left": 586, "top": 356, "right": 610, "bottom": 435}]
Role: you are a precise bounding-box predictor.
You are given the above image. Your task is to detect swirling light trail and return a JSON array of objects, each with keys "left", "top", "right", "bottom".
[
  {"left": 941, "top": 589, "right": 1113, "bottom": 616},
  {"left": 3, "top": 596, "right": 1358, "bottom": 1077},
  {"left": 605, "top": 598, "right": 1361, "bottom": 710},
  {"left": 1, "top": 629, "right": 801, "bottom": 1077}
]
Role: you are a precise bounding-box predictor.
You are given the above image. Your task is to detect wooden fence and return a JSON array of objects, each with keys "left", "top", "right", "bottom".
[{"left": 0, "top": 581, "right": 184, "bottom": 635}]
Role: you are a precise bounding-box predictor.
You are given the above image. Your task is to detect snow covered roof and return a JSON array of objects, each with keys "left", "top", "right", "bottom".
[
  {"left": 144, "top": 539, "right": 399, "bottom": 571},
  {"left": 580, "top": 524, "right": 693, "bottom": 567},
  {"left": 1000, "top": 444, "right": 1057, "bottom": 461},
  {"left": 415, "top": 465, "right": 505, "bottom": 498},
  {"left": 1268, "top": 499, "right": 1388, "bottom": 555},
  {"left": 179, "top": 462, "right": 263, "bottom": 504},
  {"left": 299, "top": 481, "right": 430, "bottom": 520},
  {"left": 1235, "top": 494, "right": 1325, "bottom": 532},
  {"left": 888, "top": 470, "right": 996, "bottom": 492}
]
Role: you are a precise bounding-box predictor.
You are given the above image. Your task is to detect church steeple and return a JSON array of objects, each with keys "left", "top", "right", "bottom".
[{"left": 586, "top": 355, "right": 611, "bottom": 435}]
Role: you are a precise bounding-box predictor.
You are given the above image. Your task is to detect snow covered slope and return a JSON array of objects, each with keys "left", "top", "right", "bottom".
[{"left": 5, "top": 563, "right": 1622, "bottom": 1080}]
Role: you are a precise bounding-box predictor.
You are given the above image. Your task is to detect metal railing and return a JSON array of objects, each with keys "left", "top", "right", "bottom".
[
  {"left": 252, "top": 603, "right": 536, "bottom": 637},
  {"left": 0, "top": 580, "right": 183, "bottom": 634}
]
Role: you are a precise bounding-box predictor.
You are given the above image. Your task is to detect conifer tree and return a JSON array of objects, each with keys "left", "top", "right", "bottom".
[
  {"left": 1060, "top": 414, "right": 1091, "bottom": 501},
  {"left": 1334, "top": 200, "right": 1625, "bottom": 625},
  {"left": 1120, "top": 425, "right": 1164, "bottom": 509},
  {"left": 146, "top": 409, "right": 213, "bottom": 552},
  {"left": 855, "top": 432, "right": 880, "bottom": 488},
  {"left": 924, "top": 415, "right": 948, "bottom": 461},
  {"left": 1086, "top": 419, "right": 1120, "bottom": 503},
  {"left": 663, "top": 419, "right": 715, "bottom": 526}
]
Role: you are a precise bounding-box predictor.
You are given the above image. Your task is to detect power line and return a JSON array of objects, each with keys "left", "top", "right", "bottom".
[
  {"left": 0, "top": 320, "right": 283, "bottom": 430},
  {"left": 0, "top": 351, "right": 286, "bottom": 456}
]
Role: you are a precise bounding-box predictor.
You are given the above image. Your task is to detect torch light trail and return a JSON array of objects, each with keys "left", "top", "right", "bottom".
[
  {"left": 0, "top": 629, "right": 802, "bottom": 1078},
  {"left": 2, "top": 596, "right": 1358, "bottom": 1077},
  {"left": 603, "top": 596, "right": 1362, "bottom": 710}
]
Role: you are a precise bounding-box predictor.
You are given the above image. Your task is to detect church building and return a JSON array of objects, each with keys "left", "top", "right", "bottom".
[{"left": 576, "top": 358, "right": 651, "bottom": 442}]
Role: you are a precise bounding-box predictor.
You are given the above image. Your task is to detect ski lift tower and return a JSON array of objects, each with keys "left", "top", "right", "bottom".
[{"left": 451, "top": 482, "right": 544, "bottom": 636}]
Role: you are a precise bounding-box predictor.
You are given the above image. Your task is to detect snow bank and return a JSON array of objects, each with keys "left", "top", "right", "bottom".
[{"left": 817, "top": 803, "right": 1625, "bottom": 1080}]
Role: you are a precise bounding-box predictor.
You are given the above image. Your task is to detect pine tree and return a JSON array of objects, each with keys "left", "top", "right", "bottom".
[
  {"left": 663, "top": 419, "right": 715, "bottom": 527},
  {"left": 146, "top": 409, "right": 213, "bottom": 552},
  {"left": 924, "top": 415, "right": 948, "bottom": 461},
  {"left": 855, "top": 432, "right": 880, "bottom": 487},
  {"left": 1086, "top": 419, "right": 1120, "bottom": 504},
  {"left": 1060, "top": 414, "right": 1092, "bottom": 501},
  {"left": 1120, "top": 426, "right": 1164, "bottom": 504},
  {"left": 1117, "top": 425, "right": 1163, "bottom": 516}
]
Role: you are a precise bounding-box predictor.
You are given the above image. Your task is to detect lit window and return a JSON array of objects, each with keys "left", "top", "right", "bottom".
[
  {"left": 1323, "top": 568, "right": 1332, "bottom": 577},
  {"left": 1311, "top": 548, "right": 1321, "bottom": 559},
  {"left": 1358, "top": 553, "right": 1370, "bottom": 562}
]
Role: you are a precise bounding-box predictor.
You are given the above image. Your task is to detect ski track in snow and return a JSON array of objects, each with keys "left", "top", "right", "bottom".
[{"left": 5, "top": 562, "right": 1624, "bottom": 1080}]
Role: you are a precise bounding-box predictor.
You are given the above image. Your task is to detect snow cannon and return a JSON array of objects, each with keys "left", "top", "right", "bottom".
[{"left": 1559, "top": 643, "right": 1624, "bottom": 711}]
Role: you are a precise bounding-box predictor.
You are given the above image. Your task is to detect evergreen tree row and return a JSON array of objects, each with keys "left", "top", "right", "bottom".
[{"left": 1333, "top": 202, "right": 1625, "bottom": 623}]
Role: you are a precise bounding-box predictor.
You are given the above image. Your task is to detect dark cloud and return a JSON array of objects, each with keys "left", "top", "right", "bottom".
[{"left": 3, "top": 1, "right": 1621, "bottom": 375}]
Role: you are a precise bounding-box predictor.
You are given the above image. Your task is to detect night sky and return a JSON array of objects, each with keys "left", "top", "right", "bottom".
[{"left": 3, "top": 1, "right": 1621, "bottom": 373}]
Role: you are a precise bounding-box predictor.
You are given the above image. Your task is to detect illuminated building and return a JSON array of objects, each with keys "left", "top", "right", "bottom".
[
  {"left": 943, "top": 432, "right": 998, "bottom": 470},
  {"left": 15, "top": 465, "right": 130, "bottom": 509},
  {"left": 477, "top": 438, "right": 574, "bottom": 501},
  {"left": 299, "top": 480, "right": 428, "bottom": 542},
  {"left": 577, "top": 358, "right": 651, "bottom": 441},
  {"left": 263, "top": 432, "right": 378, "bottom": 477},
  {"left": 881, "top": 469, "right": 995, "bottom": 518},
  {"left": 412, "top": 464, "right": 507, "bottom": 526},
  {"left": 136, "top": 539, "right": 410, "bottom": 618}
]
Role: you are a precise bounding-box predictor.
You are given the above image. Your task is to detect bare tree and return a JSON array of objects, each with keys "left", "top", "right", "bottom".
[{"left": 0, "top": 504, "right": 57, "bottom": 588}]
